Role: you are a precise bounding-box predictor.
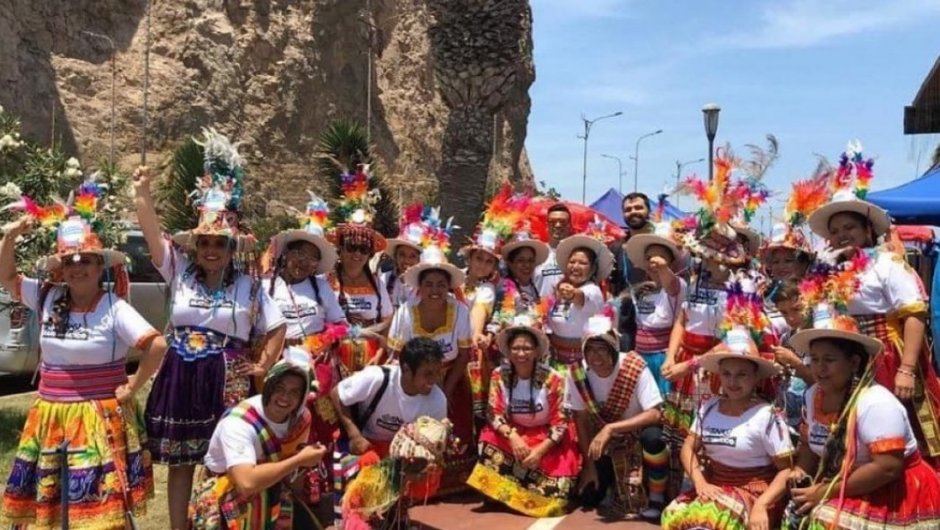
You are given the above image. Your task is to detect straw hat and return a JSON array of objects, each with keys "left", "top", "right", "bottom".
[
  {"left": 171, "top": 128, "right": 255, "bottom": 252},
  {"left": 555, "top": 230, "right": 615, "bottom": 282},
  {"left": 698, "top": 325, "right": 778, "bottom": 379},
  {"left": 807, "top": 141, "right": 891, "bottom": 239},
  {"left": 625, "top": 222, "right": 681, "bottom": 271},
  {"left": 496, "top": 313, "right": 550, "bottom": 359},
  {"left": 328, "top": 164, "right": 388, "bottom": 254},
  {"left": 500, "top": 229, "right": 550, "bottom": 267},
  {"left": 399, "top": 207, "right": 465, "bottom": 290},
  {"left": 268, "top": 192, "right": 337, "bottom": 275},
  {"left": 788, "top": 303, "right": 883, "bottom": 358},
  {"left": 580, "top": 313, "right": 621, "bottom": 357}
]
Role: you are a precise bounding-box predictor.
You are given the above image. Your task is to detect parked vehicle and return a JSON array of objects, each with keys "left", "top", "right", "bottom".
[{"left": 0, "top": 231, "right": 168, "bottom": 375}]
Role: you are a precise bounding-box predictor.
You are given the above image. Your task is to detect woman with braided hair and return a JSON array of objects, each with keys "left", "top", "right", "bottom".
[
  {"left": 784, "top": 309, "right": 940, "bottom": 529},
  {"left": 326, "top": 166, "right": 393, "bottom": 376},
  {"left": 466, "top": 317, "right": 580, "bottom": 517}
]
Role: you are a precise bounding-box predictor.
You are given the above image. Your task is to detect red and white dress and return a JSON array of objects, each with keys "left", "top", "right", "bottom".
[{"left": 800, "top": 383, "right": 940, "bottom": 529}]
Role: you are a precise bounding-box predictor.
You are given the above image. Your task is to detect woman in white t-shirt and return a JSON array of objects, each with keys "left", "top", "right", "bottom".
[
  {"left": 785, "top": 319, "right": 940, "bottom": 529},
  {"left": 545, "top": 234, "right": 613, "bottom": 367},
  {"left": 326, "top": 231, "right": 392, "bottom": 377},
  {"left": 466, "top": 317, "right": 580, "bottom": 518},
  {"left": 0, "top": 209, "right": 167, "bottom": 529},
  {"left": 134, "top": 156, "right": 287, "bottom": 529},
  {"left": 624, "top": 224, "right": 687, "bottom": 397},
  {"left": 662, "top": 336, "right": 793, "bottom": 530}
]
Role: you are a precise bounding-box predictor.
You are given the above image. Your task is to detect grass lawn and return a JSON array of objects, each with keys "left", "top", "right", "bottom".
[{"left": 0, "top": 390, "right": 171, "bottom": 530}]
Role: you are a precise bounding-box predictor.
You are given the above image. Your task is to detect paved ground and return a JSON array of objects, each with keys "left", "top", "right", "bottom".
[{"left": 401, "top": 493, "right": 658, "bottom": 530}]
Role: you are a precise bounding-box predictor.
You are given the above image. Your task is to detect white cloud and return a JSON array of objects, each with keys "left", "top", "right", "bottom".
[{"left": 711, "top": 0, "right": 940, "bottom": 50}]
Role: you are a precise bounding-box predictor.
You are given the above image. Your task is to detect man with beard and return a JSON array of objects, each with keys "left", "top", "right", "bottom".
[
  {"left": 536, "top": 202, "right": 574, "bottom": 298},
  {"left": 609, "top": 193, "right": 653, "bottom": 351}
]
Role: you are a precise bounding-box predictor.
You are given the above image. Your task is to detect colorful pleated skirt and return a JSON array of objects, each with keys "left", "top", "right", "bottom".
[
  {"left": 2, "top": 361, "right": 153, "bottom": 530},
  {"left": 145, "top": 326, "right": 250, "bottom": 465},
  {"left": 466, "top": 423, "right": 580, "bottom": 518},
  {"left": 662, "top": 461, "right": 781, "bottom": 530},
  {"left": 801, "top": 452, "right": 940, "bottom": 530}
]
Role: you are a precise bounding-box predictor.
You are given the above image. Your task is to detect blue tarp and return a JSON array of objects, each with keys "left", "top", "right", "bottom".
[
  {"left": 868, "top": 165, "right": 940, "bottom": 226},
  {"left": 589, "top": 188, "right": 687, "bottom": 227}
]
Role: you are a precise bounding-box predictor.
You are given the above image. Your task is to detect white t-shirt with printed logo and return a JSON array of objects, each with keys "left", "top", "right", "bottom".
[
  {"left": 329, "top": 273, "right": 393, "bottom": 322},
  {"left": 565, "top": 354, "right": 663, "bottom": 420},
  {"left": 690, "top": 397, "right": 793, "bottom": 468},
  {"left": 387, "top": 300, "right": 472, "bottom": 363},
  {"left": 635, "top": 279, "right": 687, "bottom": 330},
  {"left": 264, "top": 276, "right": 345, "bottom": 339},
  {"left": 497, "top": 376, "right": 552, "bottom": 429},
  {"left": 546, "top": 282, "right": 605, "bottom": 339},
  {"left": 536, "top": 247, "right": 563, "bottom": 298},
  {"left": 381, "top": 270, "right": 419, "bottom": 309},
  {"left": 18, "top": 277, "right": 159, "bottom": 366},
  {"left": 337, "top": 365, "right": 447, "bottom": 442},
  {"left": 802, "top": 384, "right": 917, "bottom": 464},
  {"left": 156, "top": 240, "right": 285, "bottom": 341},
  {"left": 683, "top": 284, "right": 727, "bottom": 337},
  {"left": 203, "top": 395, "right": 292, "bottom": 473}
]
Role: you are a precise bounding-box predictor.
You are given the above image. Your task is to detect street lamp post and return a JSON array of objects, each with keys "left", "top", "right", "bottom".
[
  {"left": 702, "top": 103, "right": 721, "bottom": 181},
  {"left": 674, "top": 157, "right": 705, "bottom": 209},
  {"left": 601, "top": 154, "right": 625, "bottom": 194},
  {"left": 578, "top": 111, "right": 623, "bottom": 204},
  {"left": 632, "top": 129, "right": 663, "bottom": 192}
]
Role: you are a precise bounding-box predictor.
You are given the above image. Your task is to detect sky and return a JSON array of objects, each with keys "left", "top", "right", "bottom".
[{"left": 526, "top": 0, "right": 940, "bottom": 231}]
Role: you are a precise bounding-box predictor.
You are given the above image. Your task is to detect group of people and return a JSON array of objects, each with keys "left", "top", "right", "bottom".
[{"left": 2, "top": 132, "right": 940, "bottom": 530}]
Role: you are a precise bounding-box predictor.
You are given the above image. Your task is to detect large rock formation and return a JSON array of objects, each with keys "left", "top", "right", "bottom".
[{"left": 0, "top": 0, "right": 534, "bottom": 226}]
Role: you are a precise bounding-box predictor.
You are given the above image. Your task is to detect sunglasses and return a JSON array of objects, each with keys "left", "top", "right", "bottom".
[
  {"left": 196, "top": 237, "right": 230, "bottom": 250},
  {"left": 285, "top": 248, "right": 320, "bottom": 262},
  {"left": 343, "top": 243, "right": 372, "bottom": 255}
]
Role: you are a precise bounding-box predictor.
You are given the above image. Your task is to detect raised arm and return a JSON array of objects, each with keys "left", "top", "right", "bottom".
[
  {"left": 0, "top": 217, "right": 30, "bottom": 293},
  {"left": 132, "top": 166, "right": 166, "bottom": 269}
]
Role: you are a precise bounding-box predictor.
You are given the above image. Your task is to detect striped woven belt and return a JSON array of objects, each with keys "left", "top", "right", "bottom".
[{"left": 38, "top": 359, "right": 127, "bottom": 402}]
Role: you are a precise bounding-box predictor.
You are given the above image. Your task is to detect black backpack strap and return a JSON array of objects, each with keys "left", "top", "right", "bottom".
[{"left": 356, "top": 366, "right": 391, "bottom": 426}]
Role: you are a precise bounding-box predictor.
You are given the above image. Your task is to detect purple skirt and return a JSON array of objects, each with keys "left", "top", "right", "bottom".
[{"left": 145, "top": 326, "right": 250, "bottom": 465}]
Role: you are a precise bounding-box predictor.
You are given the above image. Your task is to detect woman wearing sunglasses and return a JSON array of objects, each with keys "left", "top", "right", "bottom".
[
  {"left": 326, "top": 166, "right": 393, "bottom": 377},
  {"left": 133, "top": 133, "right": 286, "bottom": 530}
]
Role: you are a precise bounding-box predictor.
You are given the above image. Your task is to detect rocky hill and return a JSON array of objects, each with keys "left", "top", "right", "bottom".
[{"left": 0, "top": 0, "right": 535, "bottom": 232}]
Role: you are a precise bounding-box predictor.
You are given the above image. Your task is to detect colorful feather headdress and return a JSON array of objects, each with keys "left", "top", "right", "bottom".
[
  {"left": 329, "top": 164, "right": 387, "bottom": 252},
  {"left": 798, "top": 247, "right": 874, "bottom": 316},
  {"left": 3, "top": 169, "right": 130, "bottom": 295},
  {"left": 462, "top": 184, "right": 522, "bottom": 256},
  {"left": 677, "top": 138, "right": 775, "bottom": 265},
  {"left": 763, "top": 166, "right": 829, "bottom": 256},
  {"left": 173, "top": 127, "right": 249, "bottom": 249},
  {"left": 805, "top": 140, "right": 891, "bottom": 240},
  {"left": 261, "top": 191, "right": 336, "bottom": 274},
  {"left": 718, "top": 278, "right": 772, "bottom": 349}
]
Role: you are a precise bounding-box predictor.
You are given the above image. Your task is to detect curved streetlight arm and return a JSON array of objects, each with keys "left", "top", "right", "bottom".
[{"left": 633, "top": 129, "right": 663, "bottom": 192}]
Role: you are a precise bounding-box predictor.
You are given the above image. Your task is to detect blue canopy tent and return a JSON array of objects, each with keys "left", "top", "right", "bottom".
[
  {"left": 868, "top": 167, "right": 940, "bottom": 369},
  {"left": 589, "top": 188, "right": 687, "bottom": 226},
  {"left": 867, "top": 165, "right": 940, "bottom": 226}
]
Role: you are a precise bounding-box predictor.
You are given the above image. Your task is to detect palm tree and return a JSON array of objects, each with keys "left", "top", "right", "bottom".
[
  {"left": 155, "top": 138, "right": 202, "bottom": 234},
  {"left": 316, "top": 120, "right": 398, "bottom": 237},
  {"left": 426, "top": 0, "right": 534, "bottom": 245}
]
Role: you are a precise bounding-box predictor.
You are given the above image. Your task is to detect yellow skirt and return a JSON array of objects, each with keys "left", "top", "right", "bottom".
[{"left": 1, "top": 397, "right": 153, "bottom": 530}]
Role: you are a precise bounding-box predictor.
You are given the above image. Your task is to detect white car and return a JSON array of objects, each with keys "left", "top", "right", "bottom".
[{"left": 0, "top": 231, "right": 168, "bottom": 375}]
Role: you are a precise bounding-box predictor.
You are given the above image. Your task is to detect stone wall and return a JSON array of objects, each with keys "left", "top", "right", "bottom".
[{"left": 0, "top": 0, "right": 534, "bottom": 215}]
